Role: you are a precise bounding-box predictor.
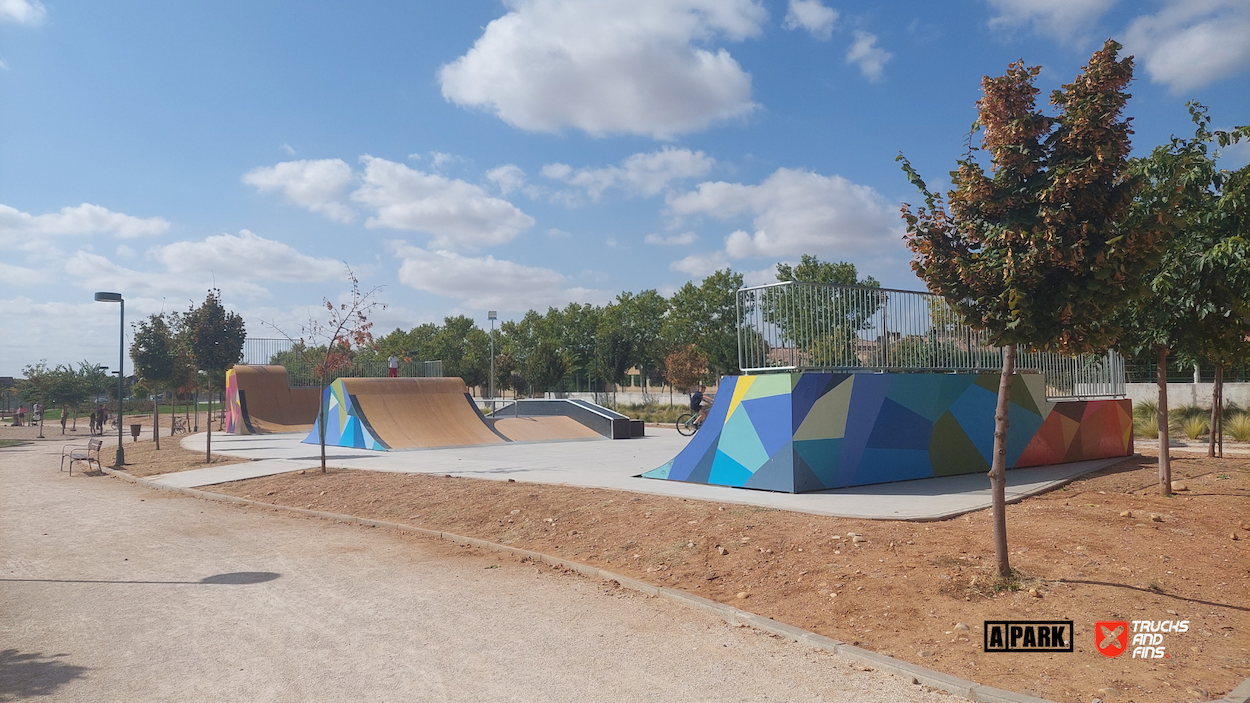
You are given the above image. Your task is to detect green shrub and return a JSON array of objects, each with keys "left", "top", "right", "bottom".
[
  {"left": 1134, "top": 417, "right": 1159, "bottom": 439},
  {"left": 1227, "top": 413, "right": 1250, "bottom": 442},
  {"left": 1182, "top": 416, "right": 1208, "bottom": 440},
  {"left": 1133, "top": 399, "right": 1158, "bottom": 420},
  {"left": 1174, "top": 404, "right": 1208, "bottom": 422}
]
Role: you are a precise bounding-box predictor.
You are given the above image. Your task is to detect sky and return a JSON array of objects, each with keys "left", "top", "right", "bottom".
[{"left": 2, "top": 0, "right": 1248, "bottom": 376}]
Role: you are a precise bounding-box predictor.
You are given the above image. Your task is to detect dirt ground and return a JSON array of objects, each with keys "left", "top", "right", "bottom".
[{"left": 189, "top": 450, "right": 1248, "bottom": 703}]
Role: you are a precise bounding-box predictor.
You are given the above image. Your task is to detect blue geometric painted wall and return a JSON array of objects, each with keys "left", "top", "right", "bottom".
[{"left": 643, "top": 372, "right": 1132, "bottom": 493}]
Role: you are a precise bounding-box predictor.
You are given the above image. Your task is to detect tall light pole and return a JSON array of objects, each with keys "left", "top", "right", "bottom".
[
  {"left": 488, "top": 311, "right": 497, "bottom": 400},
  {"left": 94, "top": 292, "right": 125, "bottom": 467}
]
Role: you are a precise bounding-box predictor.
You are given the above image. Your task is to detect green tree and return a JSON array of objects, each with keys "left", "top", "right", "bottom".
[
  {"left": 898, "top": 41, "right": 1165, "bottom": 577},
  {"left": 185, "top": 289, "right": 247, "bottom": 464},
  {"left": 1115, "top": 103, "right": 1249, "bottom": 475},
  {"left": 18, "top": 361, "right": 53, "bottom": 437},
  {"left": 663, "top": 268, "right": 742, "bottom": 378},
  {"left": 131, "top": 313, "right": 177, "bottom": 448},
  {"left": 766, "top": 256, "right": 881, "bottom": 367}
]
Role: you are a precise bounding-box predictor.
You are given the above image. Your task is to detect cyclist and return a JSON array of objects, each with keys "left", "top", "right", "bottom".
[{"left": 691, "top": 385, "right": 714, "bottom": 426}]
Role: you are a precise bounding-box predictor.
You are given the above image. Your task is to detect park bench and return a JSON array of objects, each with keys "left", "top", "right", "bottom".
[{"left": 60, "top": 438, "right": 103, "bottom": 475}]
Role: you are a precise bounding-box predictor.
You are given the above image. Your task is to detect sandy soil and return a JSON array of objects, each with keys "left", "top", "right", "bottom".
[
  {"left": 107, "top": 433, "right": 247, "bottom": 477},
  {"left": 200, "top": 451, "right": 1249, "bottom": 703}
]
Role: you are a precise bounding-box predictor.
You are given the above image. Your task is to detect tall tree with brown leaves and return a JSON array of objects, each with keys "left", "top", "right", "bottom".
[{"left": 897, "top": 40, "right": 1168, "bottom": 578}]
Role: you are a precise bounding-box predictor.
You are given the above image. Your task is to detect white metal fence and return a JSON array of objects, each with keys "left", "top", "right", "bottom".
[
  {"left": 240, "top": 338, "right": 443, "bottom": 387},
  {"left": 737, "top": 282, "right": 1124, "bottom": 399}
]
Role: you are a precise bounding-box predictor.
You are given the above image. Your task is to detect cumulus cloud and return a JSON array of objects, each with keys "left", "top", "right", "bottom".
[
  {"left": 667, "top": 167, "right": 902, "bottom": 260},
  {"left": 645, "top": 231, "right": 699, "bottom": 246},
  {"left": 152, "top": 230, "right": 346, "bottom": 283},
  {"left": 486, "top": 164, "right": 527, "bottom": 195},
  {"left": 783, "top": 0, "right": 838, "bottom": 40},
  {"left": 0, "top": 0, "right": 45, "bottom": 25},
  {"left": 242, "top": 159, "right": 356, "bottom": 223},
  {"left": 669, "top": 251, "right": 730, "bottom": 277},
  {"left": 244, "top": 156, "right": 535, "bottom": 250},
  {"left": 438, "top": 0, "right": 766, "bottom": 138},
  {"left": 64, "top": 251, "right": 269, "bottom": 299},
  {"left": 0, "top": 261, "right": 44, "bottom": 286},
  {"left": 0, "top": 202, "right": 170, "bottom": 250},
  {"left": 1123, "top": 0, "right": 1250, "bottom": 92},
  {"left": 542, "top": 148, "right": 715, "bottom": 200},
  {"left": 986, "top": 0, "right": 1115, "bottom": 42},
  {"left": 352, "top": 156, "right": 534, "bottom": 250},
  {"left": 845, "top": 31, "right": 891, "bottom": 81},
  {"left": 389, "top": 241, "right": 606, "bottom": 311}
]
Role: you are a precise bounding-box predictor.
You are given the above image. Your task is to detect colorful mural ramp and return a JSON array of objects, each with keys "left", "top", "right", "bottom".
[
  {"left": 304, "top": 378, "right": 611, "bottom": 450},
  {"left": 225, "top": 365, "right": 321, "bottom": 434},
  {"left": 643, "top": 372, "right": 1133, "bottom": 493}
]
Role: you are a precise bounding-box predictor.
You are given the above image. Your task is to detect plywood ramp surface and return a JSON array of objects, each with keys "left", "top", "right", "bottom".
[
  {"left": 494, "top": 416, "right": 605, "bottom": 442},
  {"left": 340, "top": 377, "right": 506, "bottom": 449},
  {"left": 234, "top": 365, "right": 320, "bottom": 432}
]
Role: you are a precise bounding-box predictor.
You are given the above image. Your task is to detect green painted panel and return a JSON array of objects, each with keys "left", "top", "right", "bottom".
[{"left": 794, "top": 375, "right": 853, "bottom": 441}]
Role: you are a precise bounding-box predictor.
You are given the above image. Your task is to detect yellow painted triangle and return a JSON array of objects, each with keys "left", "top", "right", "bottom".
[
  {"left": 1060, "top": 415, "right": 1080, "bottom": 448},
  {"left": 726, "top": 376, "right": 756, "bottom": 419}
]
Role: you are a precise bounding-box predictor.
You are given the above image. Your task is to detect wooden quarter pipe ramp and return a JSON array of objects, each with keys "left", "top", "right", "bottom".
[{"left": 225, "top": 365, "right": 321, "bottom": 434}]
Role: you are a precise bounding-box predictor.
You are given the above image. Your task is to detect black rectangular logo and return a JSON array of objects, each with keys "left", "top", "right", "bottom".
[{"left": 983, "top": 621, "right": 1074, "bottom": 652}]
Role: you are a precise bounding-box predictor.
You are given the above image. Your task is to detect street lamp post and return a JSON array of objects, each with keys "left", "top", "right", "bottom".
[
  {"left": 488, "top": 311, "right": 497, "bottom": 401},
  {"left": 94, "top": 292, "right": 125, "bottom": 467}
]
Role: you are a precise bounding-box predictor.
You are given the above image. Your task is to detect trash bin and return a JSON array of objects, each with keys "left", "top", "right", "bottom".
[{"left": 130, "top": 424, "right": 142, "bottom": 442}]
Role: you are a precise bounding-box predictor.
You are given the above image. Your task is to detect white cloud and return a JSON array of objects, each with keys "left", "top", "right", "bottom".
[
  {"left": 669, "top": 251, "right": 730, "bottom": 277},
  {"left": 352, "top": 156, "right": 535, "bottom": 250},
  {"left": 0, "top": 59, "right": 9, "bottom": 71},
  {"left": 645, "top": 231, "right": 699, "bottom": 246},
  {"left": 242, "top": 159, "right": 356, "bottom": 223},
  {"left": 438, "top": 0, "right": 766, "bottom": 139},
  {"left": 486, "top": 164, "right": 527, "bottom": 195},
  {"left": 279, "top": 143, "right": 296, "bottom": 155},
  {"left": 1123, "top": 0, "right": 1250, "bottom": 92},
  {"left": 0, "top": 0, "right": 45, "bottom": 25},
  {"left": 845, "top": 31, "right": 891, "bottom": 81},
  {"left": 0, "top": 202, "right": 170, "bottom": 250},
  {"left": 64, "top": 251, "right": 269, "bottom": 299},
  {"left": 542, "top": 148, "right": 715, "bottom": 200},
  {"left": 152, "top": 230, "right": 346, "bottom": 284},
  {"left": 986, "top": 0, "right": 1115, "bottom": 42},
  {"left": 783, "top": 0, "right": 837, "bottom": 40},
  {"left": 389, "top": 241, "right": 606, "bottom": 311},
  {"left": 667, "top": 167, "right": 902, "bottom": 260},
  {"left": 0, "top": 261, "right": 44, "bottom": 286}
]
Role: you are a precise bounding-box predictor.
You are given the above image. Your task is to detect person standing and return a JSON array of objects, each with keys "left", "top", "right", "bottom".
[
  {"left": 60, "top": 407, "right": 68, "bottom": 434},
  {"left": 89, "top": 410, "right": 98, "bottom": 435},
  {"left": 98, "top": 405, "right": 108, "bottom": 433},
  {"left": 16, "top": 405, "right": 25, "bottom": 427},
  {"left": 388, "top": 354, "right": 399, "bottom": 378}
]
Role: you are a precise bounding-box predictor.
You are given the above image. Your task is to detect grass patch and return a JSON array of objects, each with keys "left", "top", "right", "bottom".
[{"left": 0, "top": 439, "right": 27, "bottom": 448}]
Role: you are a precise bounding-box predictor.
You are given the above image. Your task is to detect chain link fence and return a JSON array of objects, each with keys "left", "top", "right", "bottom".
[{"left": 737, "top": 282, "right": 1124, "bottom": 399}]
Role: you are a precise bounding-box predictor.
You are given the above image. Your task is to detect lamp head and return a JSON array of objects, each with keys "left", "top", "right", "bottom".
[
  {"left": 488, "top": 310, "right": 497, "bottom": 320},
  {"left": 94, "top": 292, "right": 123, "bottom": 303}
]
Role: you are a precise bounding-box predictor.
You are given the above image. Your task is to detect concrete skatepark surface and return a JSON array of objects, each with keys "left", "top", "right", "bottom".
[
  {"left": 168, "top": 429, "right": 1128, "bottom": 520},
  {"left": 1, "top": 440, "right": 949, "bottom": 702}
]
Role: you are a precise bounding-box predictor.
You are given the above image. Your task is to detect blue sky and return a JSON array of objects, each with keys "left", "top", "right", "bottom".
[{"left": 2, "top": 0, "right": 1248, "bottom": 375}]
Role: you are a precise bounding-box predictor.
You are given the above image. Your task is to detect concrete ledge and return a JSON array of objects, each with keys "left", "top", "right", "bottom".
[
  {"left": 1224, "top": 676, "right": 1250, "bottom": 703},
  {"left": 102, "top": 465, "right": 1148, "bottom": 703}
]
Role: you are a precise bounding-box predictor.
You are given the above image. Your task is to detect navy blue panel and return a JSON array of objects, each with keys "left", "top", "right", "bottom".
[{"left": 865, "top": 397, "right": 934, "bottom": 450}]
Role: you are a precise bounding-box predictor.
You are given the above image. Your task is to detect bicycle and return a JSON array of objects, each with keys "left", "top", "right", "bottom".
[{"left": 676, "top": 412, "right": 703, "bottom": 437}]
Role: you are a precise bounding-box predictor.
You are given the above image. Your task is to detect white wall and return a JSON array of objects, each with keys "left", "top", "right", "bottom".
[{"left": 1125, "top": 382, "right": 1250, "bottom": 409}]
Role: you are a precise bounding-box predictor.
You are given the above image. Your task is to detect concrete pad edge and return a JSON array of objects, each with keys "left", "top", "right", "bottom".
[{"left": 103, "top": 466, "right": 1087, "bottom": 703}]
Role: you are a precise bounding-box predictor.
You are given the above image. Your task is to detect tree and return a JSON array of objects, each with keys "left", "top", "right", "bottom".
[
  {"left": 665, "top": 344, "right": 709, "bottom": 393},
  {"left": 271, "top": 268, "right": 384, "bottom": 472},
  {"left": 1115, "top": 104, "right": 1250, "bottom": 474},
  {"left": 131, "top": 313, "right": 177, "bottom": 449},
  {"left": 898, "top": 41, "right": 1165, "bottom": 578},
  {"left": 768, "top": 256, "right": 881, "bottom": 367},
  {"left": 18, "top": 361, "right": 53, "bottom": 437},
  {"left": 663, "top": 268, "right": 742, "bottom": 378},
  {"left": 185, "top": 289, "right": 247, "bottom": 464}
]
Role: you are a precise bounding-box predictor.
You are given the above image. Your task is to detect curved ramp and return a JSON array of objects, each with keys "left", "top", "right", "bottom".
[
  {"left": 487, "top": 399, "right": 643, "bottom": 439},
  {"left": 492, "top": 416, "right": 604, "bottom": 441},
  {"left": 225, "top": 365, "right": 321, "bottom": 434},
  {"left": 305, "top": 377, "right": 509, "bottom": 450}
]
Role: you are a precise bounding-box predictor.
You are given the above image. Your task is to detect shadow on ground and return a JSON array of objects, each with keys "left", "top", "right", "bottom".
[{"left": 0, "top": 649, "right": 88, "bottom": 701}]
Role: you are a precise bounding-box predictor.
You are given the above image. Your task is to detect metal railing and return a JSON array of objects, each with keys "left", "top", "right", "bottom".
[
  {"left": 239, "top": 338, "right": 443, "bottom": 387},
  {"left": 737, "top": 282, "right": 1124, "bottom": 399}
]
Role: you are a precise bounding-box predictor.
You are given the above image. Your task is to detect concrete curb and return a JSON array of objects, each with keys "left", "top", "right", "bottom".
[{"left": 101, "top": 466, "right": 1249, "bottom": 703}]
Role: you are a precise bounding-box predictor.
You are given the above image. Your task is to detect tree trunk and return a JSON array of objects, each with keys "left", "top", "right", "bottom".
[
  {"left": 990, "top": 343, "right": 1016, "bottom": 579},
  {"left": 153, "top": 392, "right": 160, "bottom": 450},
  {"left": 205, "top": 380, "right": 212, "bottom": 464},
  {"left": 1210, "top": 364, "right": 1223, "bottom": 459},
  {"left": 1156, "top": 346, "right": 1171, "bottom": 497},
  {"left": 319, "top": 373, "right": 327, "bottom": 473},
  {"left": 170, "top": 396, "right": 176, "bottom": 436}
]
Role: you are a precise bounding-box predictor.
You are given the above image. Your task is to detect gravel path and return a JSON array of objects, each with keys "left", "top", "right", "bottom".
[{"left": 1, "top": 441, "right": 947, "bottom": 702}]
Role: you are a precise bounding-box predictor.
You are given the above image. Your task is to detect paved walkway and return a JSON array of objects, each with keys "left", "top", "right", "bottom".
[
  {"left": 1, "top": 440, "right": 946, "bottom": 702},
  {"left": 163, "top": 430, "right": 1131, "bottom": 521}
]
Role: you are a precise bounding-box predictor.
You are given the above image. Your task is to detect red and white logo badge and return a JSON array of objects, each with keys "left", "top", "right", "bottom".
[{"left": 1095, "top": 621, "right": 1129, "bottom": 657}]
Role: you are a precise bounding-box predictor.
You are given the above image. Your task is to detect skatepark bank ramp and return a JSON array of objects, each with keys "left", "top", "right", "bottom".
[
  {"left": 304, "top": 378, "right": 613, "bottom": 450},
  {"left": 486, "top": 399, "right": 644, "bottom": 439},
  {"left": 225, "top": 365, "right": 321, "bottom": 434}
]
